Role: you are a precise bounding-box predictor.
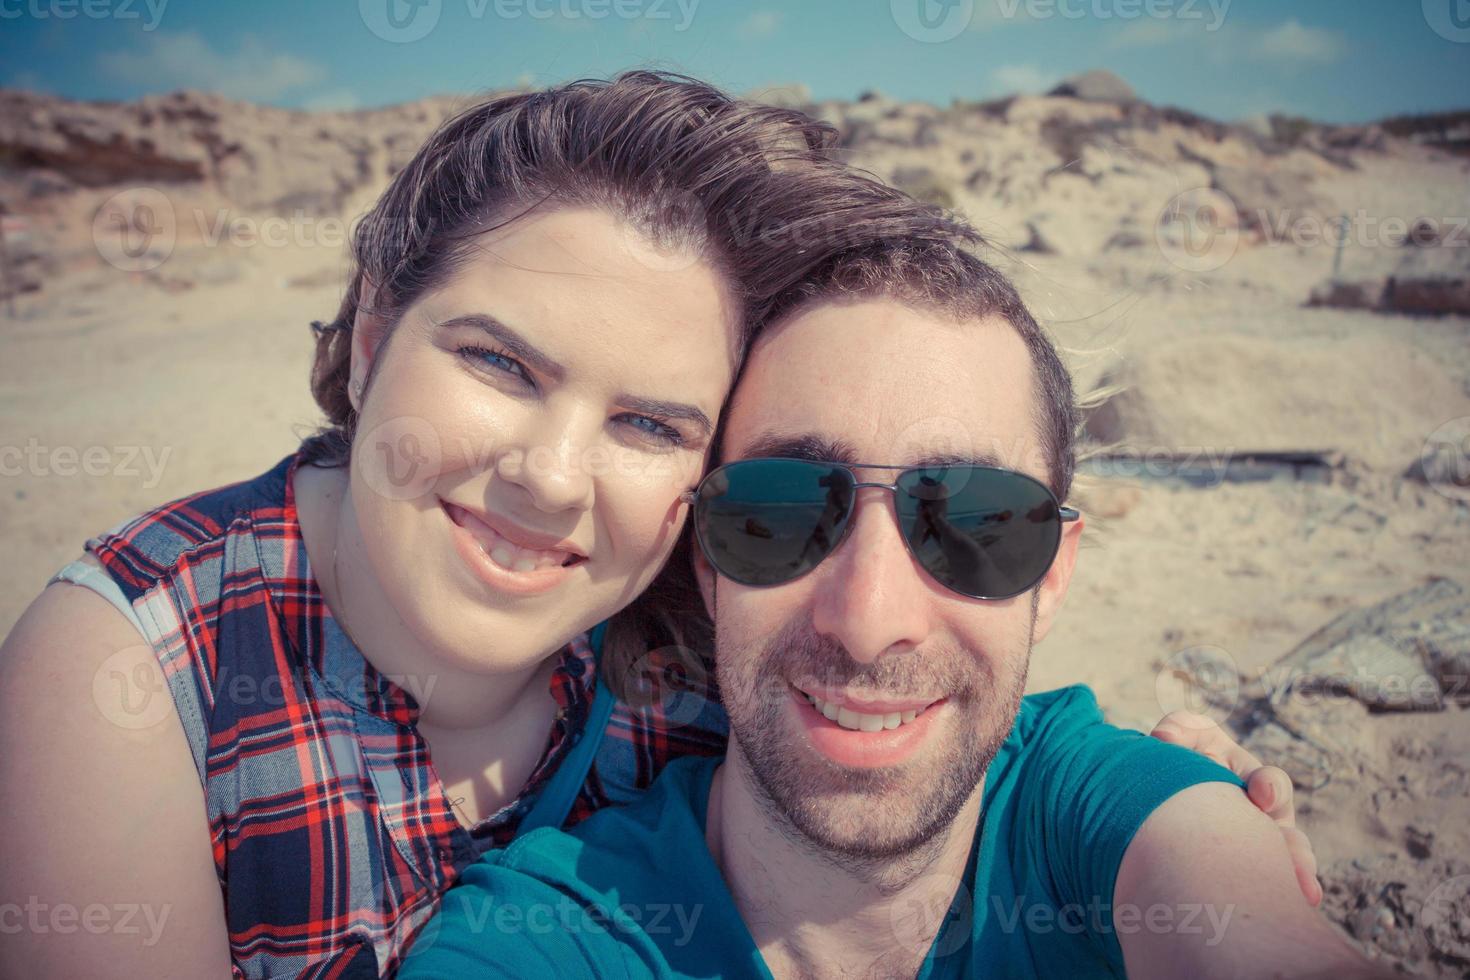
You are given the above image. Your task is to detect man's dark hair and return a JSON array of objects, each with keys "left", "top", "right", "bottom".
[{"left": 756, "top": 237, "right": 1079, "bottom": 503}]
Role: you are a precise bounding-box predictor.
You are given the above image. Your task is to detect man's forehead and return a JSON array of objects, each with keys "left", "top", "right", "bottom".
[
  {"left": 726, "top": 299, "right": 1044, "bottom": 473},
  {"left": 732, "top": 431, "right": 1017, "bottom": 472}
]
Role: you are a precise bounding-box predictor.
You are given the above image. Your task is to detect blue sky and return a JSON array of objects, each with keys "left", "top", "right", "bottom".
[{"left": 2, "top": 0, "right": 1467, "bottom": 123}]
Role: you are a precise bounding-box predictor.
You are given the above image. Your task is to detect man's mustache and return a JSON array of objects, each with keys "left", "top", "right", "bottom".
[{"left": 750, "top": 618, "right": 986, "bottom": 705}]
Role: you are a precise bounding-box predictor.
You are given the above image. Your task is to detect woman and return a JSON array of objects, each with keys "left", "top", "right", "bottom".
[{"left": 0, "top": 72, "right": 1310, "bottom": 979}]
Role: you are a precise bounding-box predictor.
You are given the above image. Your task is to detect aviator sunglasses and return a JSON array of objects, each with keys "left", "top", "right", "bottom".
[{"left": 688, "top": 458, "right": 1080, "bottom": 601}]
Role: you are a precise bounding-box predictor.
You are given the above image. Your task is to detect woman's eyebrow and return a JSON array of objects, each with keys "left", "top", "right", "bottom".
[
  {"left": 440, "top": 314, "right": 565, "bottom": 382},
  {"left": 619, "top": 395, "right": 713, "bottom": 435}
]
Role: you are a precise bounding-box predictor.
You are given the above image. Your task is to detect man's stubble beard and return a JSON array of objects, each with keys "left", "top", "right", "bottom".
[{"left": 715, "top": 591, "right": 1036, "bottom": 886}]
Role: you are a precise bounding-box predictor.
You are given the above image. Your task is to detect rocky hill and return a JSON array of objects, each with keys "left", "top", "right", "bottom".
[{"left": 1, "top": 71, "right": 1466, "bottom": 310}]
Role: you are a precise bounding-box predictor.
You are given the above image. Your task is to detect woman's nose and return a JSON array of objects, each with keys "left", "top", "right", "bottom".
[{"left": 495, "top": 408, "right": 597, "bottom": 514}]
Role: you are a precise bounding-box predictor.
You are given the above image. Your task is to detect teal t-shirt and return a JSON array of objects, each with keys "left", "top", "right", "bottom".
[{"left": 400, "top": 685, "right": 1243, "bottom": 979}]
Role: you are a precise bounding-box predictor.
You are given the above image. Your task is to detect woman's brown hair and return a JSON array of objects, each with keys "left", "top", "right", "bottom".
[{"left": 303, "top": 70, "right": 977, "bottom": 700}]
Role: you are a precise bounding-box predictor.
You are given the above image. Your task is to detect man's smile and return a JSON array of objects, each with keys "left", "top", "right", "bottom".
[{"left": 788, "top": 683, "right": 952, "bottom": 769}]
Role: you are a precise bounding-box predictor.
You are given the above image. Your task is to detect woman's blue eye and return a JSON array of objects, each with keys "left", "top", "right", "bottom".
[
  {"left": 461, "top": 346, "right": 530, "bottom": 383},
  {"left": 623, "top": 414, "right": 682, "bottom": 445}
]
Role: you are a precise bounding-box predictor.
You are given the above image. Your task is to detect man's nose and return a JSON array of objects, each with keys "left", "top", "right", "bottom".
[{"left": 808, "top": 488, "right": 935, "bottom": 664}]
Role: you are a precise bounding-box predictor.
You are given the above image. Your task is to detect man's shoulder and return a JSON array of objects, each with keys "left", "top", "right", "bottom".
[
  {"left": 1002, "top": 683, "right": 1242, "bottom": 803},
  {"left": 417, "top": 755, "right": 730, "bottom": 980},
  {"left": 498, "top": 754, "right": 720, "bottom": 885},
  {"left": 1007, "top": 684, "right": 1108, "bottom": 759}
]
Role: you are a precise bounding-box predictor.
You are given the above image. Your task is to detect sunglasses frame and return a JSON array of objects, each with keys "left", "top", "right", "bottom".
[{"left": 686, "top": 457, "right": 1081, "bottom": 601}]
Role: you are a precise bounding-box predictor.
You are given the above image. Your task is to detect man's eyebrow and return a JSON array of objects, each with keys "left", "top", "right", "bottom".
[
  {"left": 438, "top": 314, "right": 565, "bottom": 383},
  {"left": 916, "top": 450, "right": 1007, "bottom": 469},
  {"left": 737, "top": 435, "right": 1007, "bottom": 470},
  {"left": 619, "top": 395, "right": 713, "bottom": 436},
  {"left": 738, "top": 433, "right": 860, "bottom": 463}
]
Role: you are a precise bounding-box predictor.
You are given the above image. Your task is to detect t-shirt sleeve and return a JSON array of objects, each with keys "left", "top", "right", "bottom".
[
  {"left": 397, "top": 853, "right": 648, "bottom": 980},
  {"left": 1018, "top": 688, "right": 1246, "bottom": 971}
]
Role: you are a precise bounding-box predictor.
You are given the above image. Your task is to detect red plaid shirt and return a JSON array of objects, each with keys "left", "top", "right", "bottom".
[{"left": 81, "top": 452, "right": 727, "bottom": 978}]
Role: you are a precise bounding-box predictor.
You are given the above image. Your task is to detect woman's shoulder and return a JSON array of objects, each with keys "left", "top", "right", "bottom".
[{"left": 85, "top": 452, "right": 302, "bottom": 602}]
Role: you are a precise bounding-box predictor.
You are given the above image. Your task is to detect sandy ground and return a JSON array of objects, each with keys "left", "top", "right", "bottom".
[{"left": 2, "top": 131, "right": 1469, "bottom": 974}]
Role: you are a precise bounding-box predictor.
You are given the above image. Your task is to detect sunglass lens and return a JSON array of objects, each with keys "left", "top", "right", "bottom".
[
  {"left": 896, "top": 467, "right": 1063, "bottom": 599},
  {"left": 694, "top": 460, "right": 854, "bottom": 587}
]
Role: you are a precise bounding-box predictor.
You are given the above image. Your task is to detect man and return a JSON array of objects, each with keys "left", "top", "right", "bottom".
[{"left": 400, "top": 239, "right": 1378, "bottom": 979}]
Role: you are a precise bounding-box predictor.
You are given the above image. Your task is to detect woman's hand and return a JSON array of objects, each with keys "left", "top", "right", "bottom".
[{"left": 1150, "top": 709, "right": 1323, "bottom": 907}]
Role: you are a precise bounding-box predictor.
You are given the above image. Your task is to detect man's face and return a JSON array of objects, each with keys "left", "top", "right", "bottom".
[{"left": 700, "top": 298, "right": 1083, "bottom": 860}]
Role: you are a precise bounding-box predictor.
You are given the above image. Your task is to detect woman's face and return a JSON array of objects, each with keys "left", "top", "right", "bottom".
[{"left": 346, "top": 205, "right": 739, "bottom": 674}]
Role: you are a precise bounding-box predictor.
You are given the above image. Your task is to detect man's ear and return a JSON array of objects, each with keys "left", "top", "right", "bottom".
[
  {"left": 691, "top": 538, "right": 718, "bottom": 621},
  {"left": 1031, "top": 513, "right": 1083, "bottom": 646},
  {"left": 348, "top": 278, "right": 391, "bottom": 413}
]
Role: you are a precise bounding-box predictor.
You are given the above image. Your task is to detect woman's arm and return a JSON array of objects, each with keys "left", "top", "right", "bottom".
[
  {"left": 1150, "top": 709, "right": 1322, "bottom": 906},
  {"left": 0, "top": 583, "right": 234, "bottom": 979}
]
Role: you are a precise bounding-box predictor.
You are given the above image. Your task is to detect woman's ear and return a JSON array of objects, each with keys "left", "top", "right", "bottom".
[{"left": 348, "top": 278, "right": 391, "bottom": 413}]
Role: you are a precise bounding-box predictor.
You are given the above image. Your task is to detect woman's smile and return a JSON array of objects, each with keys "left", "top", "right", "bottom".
[{"left": 441, "top": 497, "right": 588, "bottom": 596}]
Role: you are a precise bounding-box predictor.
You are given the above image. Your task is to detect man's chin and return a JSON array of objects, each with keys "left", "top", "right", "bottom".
[
  {"left": 777, "top": 780, "right": 970, "bottom": 862},
  {"left": 737, "top": 729, "right": 989, "bottom": 864},
  {"left": 734, "top": 695, "right": 1022, "bottom": 866}
]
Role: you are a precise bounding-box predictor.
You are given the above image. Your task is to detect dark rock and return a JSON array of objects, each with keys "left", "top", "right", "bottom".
[
  {"left": 1308, "top": 279, "right": 1386, "bottom": 310},
  {"left": 1266, "top": 578, "right": 1467, "bottom": 713},
  {"left": 1046, "top": 70, "right": 1137, "bottom": 104}
]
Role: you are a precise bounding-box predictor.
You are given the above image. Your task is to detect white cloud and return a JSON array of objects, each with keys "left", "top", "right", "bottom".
[
  {"left": 1104, "top": 16, "right": 1345, "bottom": 69},
  {"left": 736, "top": 10, "right": 784, "bottom": 39},
  {"left": 1253, "top": 19, "right": 1347, "bottom": 64},
  {"left": 969, "top": 0, "right": 1044, "bottom": 31},
  {"left": 990, "top": 63, "right": 1052, "bottom": 94},
  {"left": 301, "top": 89, "right": 361, "bottom": 112},
  {"left": 97, "top": 31, "right": 327, "bottom": 103},
  {"left": 1107, "top": 19, "right": 1185, "bottom": 48}
]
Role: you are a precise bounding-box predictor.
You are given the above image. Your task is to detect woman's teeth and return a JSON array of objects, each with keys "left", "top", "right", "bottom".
[
  {"left": 461, "top": 517, "right": 574, "bottom": 571},
  {"left": 805, "top": 693, "right": 925, "bottom": 732}
]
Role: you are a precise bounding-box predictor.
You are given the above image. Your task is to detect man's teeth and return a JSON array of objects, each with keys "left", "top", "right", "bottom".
[{"left": 806, "top": 694, "right": 923, "bottom": 732}]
